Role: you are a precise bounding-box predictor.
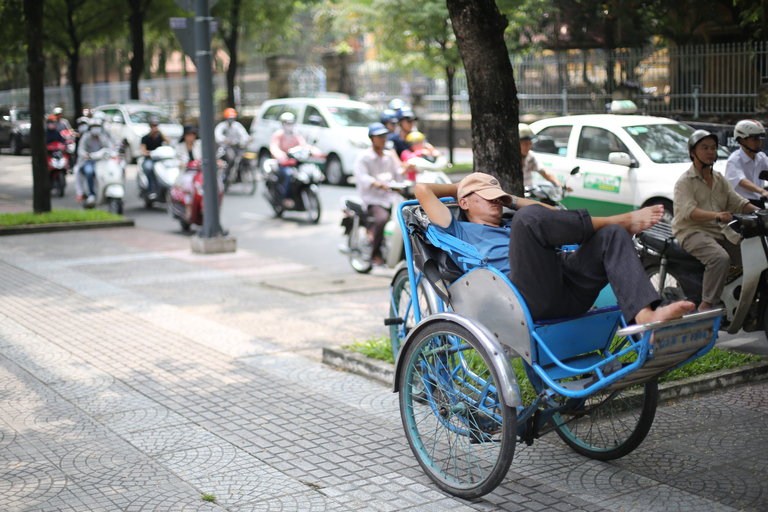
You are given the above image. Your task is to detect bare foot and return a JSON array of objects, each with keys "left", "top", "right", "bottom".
[
  {"left": 594, "top": 205, "right": 664, "bottom": 235},
  {"left": 634, "top": 300, "right": 696, "bottom": 325},
  {"left": 618, "top": 205, "right": 665, "bottom": 234}
]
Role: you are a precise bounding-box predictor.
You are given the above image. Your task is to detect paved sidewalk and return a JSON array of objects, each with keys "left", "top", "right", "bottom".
[{"left": 1, "top": 227, "right": 767, "bottom": 511}]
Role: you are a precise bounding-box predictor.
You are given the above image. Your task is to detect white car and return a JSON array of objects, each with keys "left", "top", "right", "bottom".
[
  {"left": 93, "top": 103, "right": 183, "bottom": 163},
  {"left": 248, "top": 97, "right": 379, "bottom": 185},
  {"left": 529, "top": 114, "right": 730, "bottom": 219}
]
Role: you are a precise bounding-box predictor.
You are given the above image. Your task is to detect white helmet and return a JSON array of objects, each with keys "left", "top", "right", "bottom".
[
  {"left": 52, "top": 107, "right": 63, "bottom": 115},
  {"left": 734, "top": 119, "right": 766, "bottom": 140},
  {"left": 279, "top": 112, "right": 296, "bottom": 124}
]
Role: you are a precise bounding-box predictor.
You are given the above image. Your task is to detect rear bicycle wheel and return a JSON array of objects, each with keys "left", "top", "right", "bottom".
[
  {"left": 389, "top": 268, "right": 433, "bottom": 360},
  {"left": 551, "top": 379, "right": 658, "bottom": 460},
  {"left": 399, "top": 321, "right": 516, "bottom": 499}
]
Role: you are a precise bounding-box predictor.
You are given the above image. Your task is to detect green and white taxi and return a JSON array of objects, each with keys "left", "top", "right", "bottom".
[{"left": 530, "top": 111, "right": 729, "bottom": 218}]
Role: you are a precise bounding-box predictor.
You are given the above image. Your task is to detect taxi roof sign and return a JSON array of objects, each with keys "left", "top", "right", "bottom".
[{"left": 608, "top": 100, "right": 638, "bottom": 114}]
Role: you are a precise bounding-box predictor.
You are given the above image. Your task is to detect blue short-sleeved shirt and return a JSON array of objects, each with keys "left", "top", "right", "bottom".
[{"left": 434, "top": 217, "right": 511, "bottom": 274}]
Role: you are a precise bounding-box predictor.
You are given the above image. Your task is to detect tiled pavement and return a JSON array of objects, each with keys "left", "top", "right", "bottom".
[{"left": 1, "top": 227, "right": 766, "bottom": 511}]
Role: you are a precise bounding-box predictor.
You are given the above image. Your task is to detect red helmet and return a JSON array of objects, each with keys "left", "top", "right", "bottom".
[
  {"left": 47, "top": 114, "right": 57, "bottom": 122},
  {"left": 187, "top": 160, "right": 201, "bottom": 171},
  {"left": 223, "top": 108, "right": 237, "bottom": 119}
]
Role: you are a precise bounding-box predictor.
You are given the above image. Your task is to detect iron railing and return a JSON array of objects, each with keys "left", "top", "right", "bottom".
[{"left": 2, "top": 42, "right": 766, "bottom": 120}]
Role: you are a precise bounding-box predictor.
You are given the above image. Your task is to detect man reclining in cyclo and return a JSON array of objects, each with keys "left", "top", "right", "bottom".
[{"left": 413, "top": 173, "right": 695, "bottom": 327}]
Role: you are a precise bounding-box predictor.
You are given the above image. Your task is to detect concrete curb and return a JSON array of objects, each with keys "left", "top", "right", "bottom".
[
  {"left": 0, "top": 219, "right": 135, "bottom": 236},
  {"left": 322, "top": 346, "right": 768, "bottom": 399}
]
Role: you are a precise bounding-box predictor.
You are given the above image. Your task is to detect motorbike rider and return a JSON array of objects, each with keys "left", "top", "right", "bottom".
[
  {"left": 400, "top": 131, "right": 441, "bottom": 163},
  {"left": 46, "top": 115, "right": 65, "bottom": 144},
  {"left": 380, "top": 109, "right": 399, "bottom": 134},
  {"left": 672, "top": 130, "right": 760, "bottom": 312},
  {"left": 75, "top": 117, "right": 112, "bottom": 205},
  {"left": 352, "top": 122, "right": 405, "bottom": 266},
  {"left": 414, "top": 174, "right": 695, "bottom": 326},
  {"left": 214, "top": 107, "right": 250, "bottom": 183},
  {"left": 388, "top": 107, "right": 418, "bottom": 159},
  {"left": 176, "top": 123, "right": 202, "bottom": 170},
  {"left": 519, "top": 123, "right": 568, "bottom": 190},
  {"left": 140, "top": 117, "right": 169, "bottom": 201},
  {"left": 52, "top": 107, "right": 72, "bottom": 133},
  {"left": 724, "top": 119, "right": 768, "bottom": 208},
  {"left": 269, "top": 111, "right": 321, "bottom": 208}
]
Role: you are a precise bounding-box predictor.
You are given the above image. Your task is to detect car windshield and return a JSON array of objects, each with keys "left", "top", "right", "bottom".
[
  {"left": 623, "top": 123, "right": 729, "bottom": 163},
  {"left": 325, "top": 106, "right": 379, "bottom": 127},
  {"left": 15, "top": 109, "right": 30, "bottom": 121},
  {"left": 128, "top": 110, "right": 172, "bottom": 124}
]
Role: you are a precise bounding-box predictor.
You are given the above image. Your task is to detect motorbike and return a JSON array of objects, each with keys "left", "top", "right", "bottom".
[
  {"left": 167, "top": 160, "right": 225, "bottom": 232},
  {"left": 61, "top": 129, "right": 77, "bottom": 169},
  {"left": 262, "top": 146, "right": 325, "bottom": 224},
  {"left": 339, "top": 157, "right": 454, "bottom": 274},
  {"left": 47, "top": 141, "right": 69, "bottom": 197},
  {"left": 635, "top": 210, "right": 768, "bottom": 338},
  {"left": 218, "top": 143, "right": 257, "bottom": 195},
  {"left": 524, "top": 166, "right": 581, "bottom": 209},
  {"left": 78, "top": 147, "right": 125, "bottom": 214},
  {"left": 136, "top": 145, "right": 180, "bottom": 208}
]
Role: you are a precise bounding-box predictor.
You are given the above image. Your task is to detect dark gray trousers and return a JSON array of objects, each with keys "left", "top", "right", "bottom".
[{"left": 508, "top": 206, "right": 660, "bottom": 322}]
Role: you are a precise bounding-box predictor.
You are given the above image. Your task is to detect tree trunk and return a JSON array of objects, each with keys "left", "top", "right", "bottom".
[
  {"left": 446, "top": 65, "right": 455, "bottom": 165},
  {"left": 128, "top": 4, "right": 145, "bottom": 101},
  {"left": 26, "top": 0, "right": 49, "bottom": 213},
  {"left": 69, "top": 49, "right": 83, "bottom": 117},
  {"left": 224, "top": 0, "right": 242, "bottom": 109},
  {"left": 445, "top": 0, "right": 521, "bottom": 194},
  {"left": 226, "top": 37, "right": 238, "bottom": 108}
]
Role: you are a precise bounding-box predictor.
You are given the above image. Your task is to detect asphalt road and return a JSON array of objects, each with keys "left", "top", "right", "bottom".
[{"left": 0, "top": 152, "right": 371, "bottom": 276}]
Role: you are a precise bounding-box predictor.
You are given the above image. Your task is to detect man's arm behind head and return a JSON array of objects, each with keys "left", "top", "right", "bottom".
[{"left": 414, "top": 182, "right": 458, "bottom": 228}]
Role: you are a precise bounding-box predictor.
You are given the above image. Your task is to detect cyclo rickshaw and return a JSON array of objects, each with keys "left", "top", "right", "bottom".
[{"left": 386, "top": 199, "right": 724, "bottom": 499}]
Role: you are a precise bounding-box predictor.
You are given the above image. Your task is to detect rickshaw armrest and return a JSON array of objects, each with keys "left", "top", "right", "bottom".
[{"left": 616, "top": 308, "right": 725, "bottom": 337}]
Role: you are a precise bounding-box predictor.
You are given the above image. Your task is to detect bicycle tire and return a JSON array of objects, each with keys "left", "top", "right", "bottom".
[
  {"left": 389, "top": 268, "right": 432, "bottom": 360},
  {"left": 399, "top": 321, "right": 516, "bottom": 499},
  {"left": 552, "top": 379, "right": 658, "bottom": 460}
]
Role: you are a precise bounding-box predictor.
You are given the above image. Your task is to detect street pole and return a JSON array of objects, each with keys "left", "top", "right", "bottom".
[{"left": 195, "top": 0, "right": 222, "bottom": 239}]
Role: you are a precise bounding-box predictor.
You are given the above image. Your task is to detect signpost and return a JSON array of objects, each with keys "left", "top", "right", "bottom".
[{"left": 171, "top": 0, "right": 235, "bottom": 253}]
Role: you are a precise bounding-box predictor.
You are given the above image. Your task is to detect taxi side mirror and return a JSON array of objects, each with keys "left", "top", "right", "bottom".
[{"left": 608, "top": 152, "right": 634, "bottom": 167}]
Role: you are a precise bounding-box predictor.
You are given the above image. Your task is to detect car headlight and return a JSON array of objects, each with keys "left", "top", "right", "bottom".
[
  {"left": 349, "top": 138, "right": 370, "bottom": 149},
  {"left": 16, "top": 123, "right": 31, "bottom": 133}
]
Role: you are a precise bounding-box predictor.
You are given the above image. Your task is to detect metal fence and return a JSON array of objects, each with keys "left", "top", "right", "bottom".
[{"left": 2, "top": 42, "right": 767, "bottom": 120}]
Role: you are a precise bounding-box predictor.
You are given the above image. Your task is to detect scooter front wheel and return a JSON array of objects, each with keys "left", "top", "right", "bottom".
[
  {"left": 108, "top": 198, "right": 123, "bottom": 215},
  {"left": 348, "top": 226, "right": 372, "bottom": 274}
]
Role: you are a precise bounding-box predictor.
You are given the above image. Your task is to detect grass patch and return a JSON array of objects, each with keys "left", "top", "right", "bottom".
[
  {"left": 446, "top": 162, "right": 473, "bottom": 174},
  {"left": 659, "top": 346, "right": 762, "bottom": 383},
  {"left": 346, "top": 335, "right": 761, "bottom": 399},
  {"left": 201, "top": 494, "right": 216, "bottom": 502},
  {"left": 0, "top": 209, "right": 124, "bottom": 227},
  {"left": 344, "top": 336, "right": 394, "bottom": 364}
]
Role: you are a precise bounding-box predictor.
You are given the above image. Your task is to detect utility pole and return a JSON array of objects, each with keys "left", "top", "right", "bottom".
[{"left": 172, "top": 0, "right": 235, "bottom": 253}]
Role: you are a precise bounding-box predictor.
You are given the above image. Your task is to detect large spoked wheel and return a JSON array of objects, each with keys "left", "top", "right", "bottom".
[
  {"left": 301, "top": 188, "right": 321, "bottom": 224},
  {"left": 389, "top": 268, "right": 433, "bottom": 360},
  {"left": 551, "top": 379, "right": 658, "bottom": 461},
  {"left": 348, "top": 225, "right": 372, "bottom": 274},
  {"left": 646, "top": 265, "right": 687, "bottom": 305},
  {"left": 399, "top": 322, "right": 517, "bottom": 499}
]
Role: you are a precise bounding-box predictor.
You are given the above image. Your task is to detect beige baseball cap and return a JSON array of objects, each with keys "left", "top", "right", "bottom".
[{"left": 457, "top": 173, "right": 513, "bottom": 207}]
